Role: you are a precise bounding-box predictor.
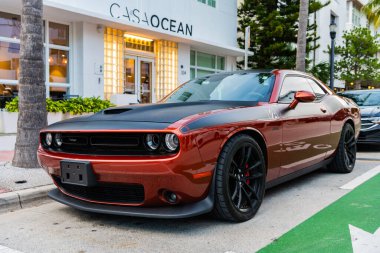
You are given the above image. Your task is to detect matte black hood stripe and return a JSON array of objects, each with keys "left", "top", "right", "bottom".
[{"left": 44, "top": 101, "right": 258, "bottom": 131}]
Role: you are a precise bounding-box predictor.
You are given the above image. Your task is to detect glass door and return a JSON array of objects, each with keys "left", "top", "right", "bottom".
[
  {"left": 125, "top": 55, "right": 154, "bottom": 103},
  {"left": 139, "top": 58, "right": 154, "bottom": 103},
  {"left": 124, "top": 56, "right": 137, "bottom": 95}
]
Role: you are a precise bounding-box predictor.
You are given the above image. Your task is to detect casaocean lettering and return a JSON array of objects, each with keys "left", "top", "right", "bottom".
[{"left": 110, "top": 3, "right": 193, "bottom": 37}]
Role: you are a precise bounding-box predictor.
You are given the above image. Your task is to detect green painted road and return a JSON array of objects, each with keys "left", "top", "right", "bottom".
[{"left": 259, "top": 173, "right": 380, "bottom": 253}]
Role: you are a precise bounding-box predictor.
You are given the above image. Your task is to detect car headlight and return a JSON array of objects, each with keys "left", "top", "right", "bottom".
[
  {"left": 54, "top": 133, "right": 63, "bottom": 147},
  {"left": 146, "top": 134, "right": 160, "bottom": 150},
  {"left": 164, "top": 134, "right": 179, "bottom": 151},
  {"left": 45, "top": 133, "right": 52, "bottom": 146}
]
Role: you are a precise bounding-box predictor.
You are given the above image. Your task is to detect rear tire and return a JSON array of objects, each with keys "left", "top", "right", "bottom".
[
  {"left": 213, "top": 134, "right": 266, "bottom": 222},
  {"left": 328, "top": 123, "right": 356, "bottom": 173}
]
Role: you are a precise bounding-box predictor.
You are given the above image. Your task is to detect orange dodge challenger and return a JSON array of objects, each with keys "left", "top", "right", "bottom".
[{"left": 38, "top": 70, "right": 360, "bottom": 222}]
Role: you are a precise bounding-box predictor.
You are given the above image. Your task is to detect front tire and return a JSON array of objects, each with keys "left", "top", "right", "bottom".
[
  {"left": 328, "top": 123, "right": 356, "bottom": 173},
  {"left": 213, "top": 134, "right": 266, "bottom": 222}
]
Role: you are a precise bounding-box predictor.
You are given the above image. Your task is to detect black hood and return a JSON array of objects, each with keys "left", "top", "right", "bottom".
[
  {"left": 45, "top": 101, "right": 258, "bottom": 131},
  {"left": 360, "top": 106, "right": 380, "bottom": 118}
]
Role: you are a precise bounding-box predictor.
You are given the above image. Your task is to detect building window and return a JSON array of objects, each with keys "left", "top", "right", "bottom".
[
  {"left": 49, "top": 22, "right": 69, "bottom": 47},
  {"left": 352, "top": 8, "right": 361, "bottom": 27},
  {"left": 197, "top": 0, "right": 216, "bottom": 8},
  {"left": 48, "top": 48, "right": 69, "bottom": 83},
  {"left": 0, "top": 11, "right": 21, "bottom": 92},
  {"left": 46, "top": 21, "right": 71, "bottom": 99},
  {"left": 190, "top": 50, "right": 225, "bottom": 79},
  {"left": 125, "top": 34, "right": 154, "bottom": 53},
  {"left": 0, "top": 42, "right": 20, "bottom": 81},
  {"left": 104, "top": 28, "right": 124, "bottom": 100},
  {"left": 0, "top": 11, "right": 71, "bottom": 99},
  {"left": 0, "top": 12, "right": 20, "bottom": 40}
]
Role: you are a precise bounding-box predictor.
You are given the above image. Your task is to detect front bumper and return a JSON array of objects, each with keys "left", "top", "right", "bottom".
[
  {"left": 38, "top": 143, "right": 214, "bottom": 207},
  {"left": 48, "top": 179, "right": 214, "bottom": 218},
  {"left": 358, "top": 124, "right": 380, "bottom": 144}
]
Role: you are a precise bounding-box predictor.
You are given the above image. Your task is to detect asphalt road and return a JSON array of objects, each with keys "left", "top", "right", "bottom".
[{"left": 0, "top": 155, "right": 379, "bottom": 253}]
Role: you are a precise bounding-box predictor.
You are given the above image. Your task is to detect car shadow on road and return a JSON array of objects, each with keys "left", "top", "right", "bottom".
[
  {"left": 56, "top": 170, "right": 326, "bottom": 234},
  {"left": 357, "top": 144, "right": 380, "bottom": 152},
  {"left": 60, "top": 206, "right": 229, "bottom": 234}
]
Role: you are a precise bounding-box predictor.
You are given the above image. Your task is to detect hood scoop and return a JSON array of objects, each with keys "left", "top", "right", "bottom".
[{"left": 103, "top": 108, "right": 132, "bottom": 115}]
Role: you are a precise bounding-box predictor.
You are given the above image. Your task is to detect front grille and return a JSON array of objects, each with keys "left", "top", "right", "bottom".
[
  {"left": 41, "top": 132, "right": 177, "bottom": 156},
  {"left": 361, "top": 119, "right": 376, "bottom": 130},
  {"left": 53, "top": 176, "right": 145, "bottom": 204}
]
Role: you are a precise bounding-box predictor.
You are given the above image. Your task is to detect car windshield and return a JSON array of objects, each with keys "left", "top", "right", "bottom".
[
  {"left": 340, "top": 91, "right": 380, "bottom": 106},
  {"left": 161, "top": 72, "right": 275, "bottom": 103}
]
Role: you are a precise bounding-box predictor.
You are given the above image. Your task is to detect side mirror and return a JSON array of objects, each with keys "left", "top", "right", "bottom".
[{"left": 289, "top": 91, "right": 316, "bottom": 109}]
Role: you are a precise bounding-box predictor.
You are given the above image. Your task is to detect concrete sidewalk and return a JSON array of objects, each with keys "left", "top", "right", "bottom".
[
  {"left": 0, "top": 134, "right": 54, "bottom": 213},
  {"left": 0, "top": 162, "right": 54, "bottom": 214}
]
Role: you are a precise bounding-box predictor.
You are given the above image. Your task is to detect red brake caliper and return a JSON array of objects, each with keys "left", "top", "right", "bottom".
[{"left": 245, "top": 163, "right": 250, "bottom": 184}]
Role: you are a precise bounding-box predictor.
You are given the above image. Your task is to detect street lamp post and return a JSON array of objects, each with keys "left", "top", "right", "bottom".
[{"left": 329, "top": 21, "right": 337, "bottom": 90}]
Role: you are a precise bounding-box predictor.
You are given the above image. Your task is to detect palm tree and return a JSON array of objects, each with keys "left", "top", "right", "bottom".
[
  {"left": 296, "top": 0, "right": 309, "bottom": 72},
  {"left": 12, "top": 0, "right": 47, "bottom": 168},
  {"left": 362, "top": 0, "right": 380, "bottom": 28}
]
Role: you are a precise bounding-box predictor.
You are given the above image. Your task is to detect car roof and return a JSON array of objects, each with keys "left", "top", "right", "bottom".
[{"left": 199, "top": 69, "right": 312, "bottom": 78}]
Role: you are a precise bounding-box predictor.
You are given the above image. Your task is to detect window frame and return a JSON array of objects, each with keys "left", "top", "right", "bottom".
[
  {"left": 45, "top": 19, "right": 72, "bottom": 98},
  {"left": 0, "top": 11, "right": 72, "bottom": 98},
  {"left": 306, "top": 78, "right": 328, "bottom": 101},
  {"left": 278, "top": 75, "right": 318, "bottom": 104},
  {"left": 190, "top": 50, "right": 225, "bottom": 79},
  {"left": 197, "top": 0, "right": 216, "bottom": 8}
]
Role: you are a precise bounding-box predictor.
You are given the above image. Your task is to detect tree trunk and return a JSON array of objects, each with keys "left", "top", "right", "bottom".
[
  {"left": 355, "top": 80, "right": 361, "bottom": 90},
  {"left": 12, "top": 0, "right": 46, "bottom": 168},
  {"left": 296, "top": 0, "right": 309, "bottom": 72}
]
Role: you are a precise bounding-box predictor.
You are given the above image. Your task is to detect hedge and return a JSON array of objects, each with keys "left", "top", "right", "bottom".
[{"left": 5, "top": 97, "right": 115, "bottom": 114}]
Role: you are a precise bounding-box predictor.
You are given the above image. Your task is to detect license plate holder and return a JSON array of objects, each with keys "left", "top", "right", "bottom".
[{"left": 60, "top": 160, "right": 97, "bottom": 187}]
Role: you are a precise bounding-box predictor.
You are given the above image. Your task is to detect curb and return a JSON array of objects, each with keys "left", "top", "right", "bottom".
[
  {"left": 0, "top": 184, "right": 55, "bottom": 214},
  {"left": 356, "top": 157, "right": 380, "bottom": 161}
]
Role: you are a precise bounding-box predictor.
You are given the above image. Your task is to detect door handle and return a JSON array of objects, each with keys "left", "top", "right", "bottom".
[{"left": 320, "top": 107, "right": 327, "bottom": 113}]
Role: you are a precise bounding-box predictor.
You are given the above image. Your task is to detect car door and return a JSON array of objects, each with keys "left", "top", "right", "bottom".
[{"left": 277, "top": 75, "right": 331, "bottom": 176}]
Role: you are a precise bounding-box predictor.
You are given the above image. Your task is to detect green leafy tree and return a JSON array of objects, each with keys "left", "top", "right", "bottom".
[
  {"left": 237, "top": 0, "right": 327, "bottom": 69},
  {"left": 335, "top": 27, "right": 380, "bottom": 90},
  {"left": 308, "top": 61, "right": 330, "bottom": 83},
  {"left": 362, "top": 0, "right": 380, "bottom": 28}
]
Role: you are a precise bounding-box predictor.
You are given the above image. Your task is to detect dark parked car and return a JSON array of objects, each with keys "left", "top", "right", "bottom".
[
  {"left": 339, "top": 89, "right": 380, "bottom": 145},
  {"left": 38, "top": 70, "right": 360, "bottom": 222}
]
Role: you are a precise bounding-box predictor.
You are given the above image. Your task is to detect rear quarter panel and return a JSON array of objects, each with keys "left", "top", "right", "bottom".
[{"left": 325, "top": 94, "right": 361, "bottom": 158}]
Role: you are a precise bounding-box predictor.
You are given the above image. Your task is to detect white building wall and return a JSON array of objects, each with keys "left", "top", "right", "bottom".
[
  {"left": 226, "top": 56, "right": 238, "bottom": 72},
  {"left": 44, "top": 0, "right": 238, "bottom": 48},
  {"left": 72, "top": 22, "right": 105, "bottom": 98},
  {"left": 314, "top": 0, "right": 347, "bottom": 64},
  {"left": 82, "top": 22, "right": 105, "bottom": 98},
  {"left": 178, "top": 43, "right": 191, "bottom": 85},
  {"left": 71, "top": 22, "right": 84, "bottom": 97}
]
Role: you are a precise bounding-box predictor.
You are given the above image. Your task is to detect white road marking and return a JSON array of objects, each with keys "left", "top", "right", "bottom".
[
  {"left": 349, "top": 225, "right": 380, "bottom": 253},
  {"left": 0, "top": 245, "right": 23, "bottom": 253},
  {"left": 340, "top": 165, "right": 380, "bottom": 190}
]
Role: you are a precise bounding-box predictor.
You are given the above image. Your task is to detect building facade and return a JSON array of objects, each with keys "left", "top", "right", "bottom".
[
  {"left": 0, "top": 0, "right": 245, "bottom": 104},
  {"left": 237, "top": 0, "right": 378, "bottom": 89},
  {"left": 311, "top": 0, "right": 378, "bottom": 89}
]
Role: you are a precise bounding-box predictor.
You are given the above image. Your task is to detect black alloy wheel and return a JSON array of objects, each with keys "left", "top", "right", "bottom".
[
  {"left": 213, "top": 134, "right": 266, "bottom": 222},
  {"left": 344, "top": 126, "right": 356, "bottom": 169},
  {"left": 328, "top": 123, "right": 356, "bottom": 173}
]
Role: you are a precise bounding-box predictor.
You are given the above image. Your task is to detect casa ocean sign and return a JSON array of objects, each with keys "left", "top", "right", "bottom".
[{"left": 109, "top": 2, "right": 193, "bottom": 36}]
